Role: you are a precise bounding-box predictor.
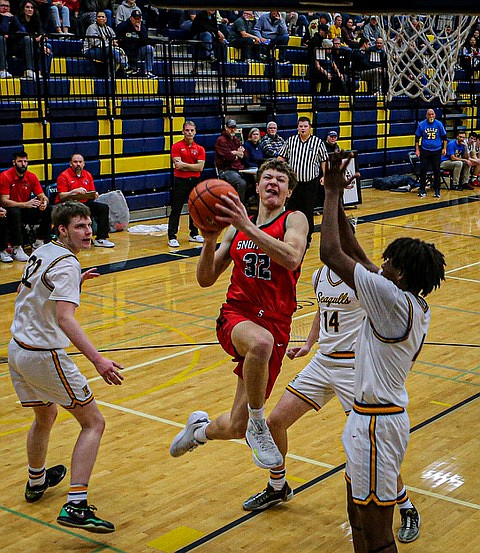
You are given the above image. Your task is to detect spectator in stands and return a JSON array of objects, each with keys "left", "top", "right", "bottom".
[
  {"left": 190, "top": 9, "right": 225, "bottom": 64},
  {"left": 440, "top": 130, "right": 474, "bottom": 191},
  {"left": 466, "top": 131, "right": 480, "bottom": 186},
  {"left": 34, "top": 0, "right": 53, "bottom": 34},
  {"left": 328, "top": 13, "right": 342, "bottom": 41},
  {"left": 310, "top": 38, "right": 343, "bottom": 94},
  {"left": 63, "top": 0, "right": 81, "bottom": 36},
  {"left": 340, "top": 16, "right": 360, "bottom": 49},
  {"left": 244, "top": 128, "right": 264, "bottom": 168},
  {"left": 0, "top": 150, "right": 52, "bottom": 261},
  {"left": 330, "top": 36, "right": 351, "bottom": 93},
  {"left": 228, "top": 10, "right": 266, "bottom": 62},
  {"left": 79, "top": 0, "right": 112, "bottom": 35},
  {"left": 261, "top": 121, "right": 285, "bottom": 159},
  {"left": 56, "top": 153, "right": 115, "bottom": 247},
  {"left": 0, "top": 0, "right": 24, "bottom": 78},
  {"left": 362, "top": 15, "right": 381, "bottom": 46},
  {"left": 167, "top": 120, "right": 205, "bottom": 249},
  {"left": 352, "top": 36, "right": 387, "bottom": 95},
  {"left": 253, "top": 11, "right": 289, "bottom": 63},
  {"left": 214, "top": 119, "right": 248, "bottom": 204},
  {"left": 414, "top": 108, "right": 447, "bottom": 199},
  {"left": 115, "top": 0, "right": 137, "bottom": 26},
  {"left": 16, "top": 0, "right": 53, "bottom": 77},
  {"left": 325, "top": 130, "right": 340, "bottom": 153},
  {"left": 459, "top": 35, "right": 480, "bottom": 79},
  {"left": 304, "top": 17, "right": 328, "bottom": 48},
  {"left": 50, "top": 0, "right": 70, "bottom": 33},
  {"left": 83, "top": 11, "right": 129, "bottom": 76},
  {"left": 278, "top": 116, "right": 328, "bottom": 245},
  {"left": 116, "top": 9, "right": 155, "bottom": 78}
]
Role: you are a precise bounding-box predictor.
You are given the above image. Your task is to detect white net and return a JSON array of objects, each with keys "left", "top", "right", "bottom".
[{"left": 378, "top": 15, "right": 474, "bottom": 103}]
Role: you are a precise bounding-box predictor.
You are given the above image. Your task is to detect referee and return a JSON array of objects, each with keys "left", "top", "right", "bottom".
[{"left": 278, "top": 116, "right": 328, "bottom": 245}]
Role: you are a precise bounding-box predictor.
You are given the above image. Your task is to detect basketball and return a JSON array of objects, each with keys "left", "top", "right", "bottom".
[{"left": 188, "top": 179, "right": 239, "bottom": 231}]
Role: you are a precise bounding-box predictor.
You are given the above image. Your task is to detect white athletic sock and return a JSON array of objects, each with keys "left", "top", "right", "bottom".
[
  {"left": 67, "top": 484, "right": 88, "bottom": 504},
  {"left": 193, "top": 422, "right": 209, "bottom": 443},
  {"left": 28, "top": 465, "right": 46, "bottom": 487},
  {"left": 248, "top": 405, "right": 265, "bottom": 421},
  {"left": 397, "top": 486, "right": 414, "bottom": 510},
  {"left": 269, "top": 468, "right": 286, "bottom": 491}
]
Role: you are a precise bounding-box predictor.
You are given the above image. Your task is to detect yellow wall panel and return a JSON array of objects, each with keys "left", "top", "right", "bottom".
[
  {"left": 70, "top": 78, "right": 96, "bottom": 96},
  {"left": 276, "top": 79, "right": 289, "bottom": 93},
  {"left": 100, "top": 158, "right": 112, "bottom": 174},
  {"left": 115, "top": 153, "right": 170, "bottom": 173},
  {"left": 23, "top": 122, "right": 44, "bottom": 140},
  {"left": 0, "top": 78, "right": 21, "bottom": 96},
  {"left": 115, "top": 79, "right": 158, "bottom": 95},
  {"left": 288, "top": 36, "right": 301, "bottom": 47},
  {"left": 28, "top": 163, "right": 45, "bottom": 181},
  {"left": 50, "top": 58, "right": 66, "bottom": 75},
  {"left": 249, "top": 62, "right": 265, "bottom": 76}
]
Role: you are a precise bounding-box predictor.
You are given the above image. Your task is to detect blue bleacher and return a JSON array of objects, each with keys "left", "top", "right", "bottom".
[
  {"left": 122, "top": 137, "right": 165, "bottom": 155},
  {"left": 50, "top": 121, "right": 98, "bottom": 139},
  {"left": 51, "top": 140, "right": 100, "bottom": 160},
  {"left": 122, "top": 118, "right": 165, "bottom": 135}
]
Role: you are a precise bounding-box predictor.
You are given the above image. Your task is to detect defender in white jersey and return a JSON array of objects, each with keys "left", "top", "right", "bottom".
[
  {"left": 243, "top": 264, "right": 422, "bottom": 543},
  {"left": 321, "top": 152, "right": 445, "bottom": 553},
  {"left": 8, "top": 202, "right": 124, "bottom": 534}
]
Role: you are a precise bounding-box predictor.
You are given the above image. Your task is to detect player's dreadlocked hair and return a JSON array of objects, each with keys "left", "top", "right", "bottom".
[{"left": 382, "top": 237, "right": 445, "bottom": 297}]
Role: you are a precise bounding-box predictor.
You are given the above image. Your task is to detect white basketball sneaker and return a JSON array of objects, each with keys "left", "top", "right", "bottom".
[
  {"left": 169, "top": 410, "right": 210, "bottom": 457},
  {"left": 245, "top": 418, "right": 283, "bottom": 469}
]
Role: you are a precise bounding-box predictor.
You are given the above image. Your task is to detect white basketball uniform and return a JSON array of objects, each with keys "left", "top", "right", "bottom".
[
  {"left": 287, "top": 266, "right": 365, "bottom": 411},
  {"left": 343, "top": 263, "right": 430, "bottom": 505},
  {"left": 9, "top": 240, "right": 94, "bottom": 409}
]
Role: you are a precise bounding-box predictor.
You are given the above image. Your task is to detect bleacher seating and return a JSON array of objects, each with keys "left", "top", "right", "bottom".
[{"left": 1, "top": 33, "right": 476, "bottom": 213}]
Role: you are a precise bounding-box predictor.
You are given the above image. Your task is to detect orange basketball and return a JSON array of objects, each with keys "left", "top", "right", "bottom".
[{"left": 188, "top": 179, "right": 239, "bottom": 231}]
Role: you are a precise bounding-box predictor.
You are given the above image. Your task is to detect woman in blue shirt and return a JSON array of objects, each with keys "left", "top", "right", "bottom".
[{"left": 244, "top": 128, "right": 264, "bottom": 168}]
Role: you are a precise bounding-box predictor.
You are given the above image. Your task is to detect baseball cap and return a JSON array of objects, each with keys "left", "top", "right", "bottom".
[
  {"left": 327, "top": 130, "right": 338, "bottom": 137},
  {"left": 131, "top": 9, "right": 142, "bottom": 18},
  {"left": 226, "top": 119, "right": 237, "bottom": 128}
]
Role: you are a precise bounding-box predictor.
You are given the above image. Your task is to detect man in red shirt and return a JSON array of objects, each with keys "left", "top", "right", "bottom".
[
  {"left": 214, "top": 119, "right": 248, "bottom": 204},
  {"left": 56, "top": 154, "right": 114, "bottom": 248},
  {"left": 0, "top": 150, "right": 51, "bottom": 262},
  {"left": 168, "top": 120, "right": 206, "bottom": 249}
]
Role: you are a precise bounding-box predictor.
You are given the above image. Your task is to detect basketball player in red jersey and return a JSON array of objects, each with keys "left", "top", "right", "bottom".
[{"left": 170, "top": 159, "right": 308, "bottom": 470}]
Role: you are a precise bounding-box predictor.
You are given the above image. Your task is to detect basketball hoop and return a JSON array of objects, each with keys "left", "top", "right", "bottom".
[{"left": 378, "top": 15, "right": 474, "bottom": 103}]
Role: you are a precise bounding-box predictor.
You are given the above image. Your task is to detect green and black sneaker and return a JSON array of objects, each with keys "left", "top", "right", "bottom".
[
  {"left": 57, "top": 501, "right": 115, "bottom": 533},
  {"left": 25, "top": 464, "right": 67, "bottom": 503}
]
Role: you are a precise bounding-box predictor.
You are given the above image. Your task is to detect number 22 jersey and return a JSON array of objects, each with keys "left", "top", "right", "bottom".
[{"left": 11, "top": 241, "right": 81, "bottom": 349}]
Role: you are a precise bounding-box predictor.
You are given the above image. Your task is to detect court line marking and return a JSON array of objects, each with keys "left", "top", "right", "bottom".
[
  {"left": 446, "top": 276, "right": 480, "bottom": 284},
  {"left": 0, "top": 504, "right": 127, "bottom": 552},
  {"left": 445, "top": 260, "right": 480, "bottom": 274},
  {"left": 95, "top": 400, "right": 336, "bottom": 470},
  {"left": 95, "top": 399, "right": 479, "bottom": 514}
]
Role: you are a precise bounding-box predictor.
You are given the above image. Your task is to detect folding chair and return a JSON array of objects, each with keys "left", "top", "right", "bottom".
[{"left": 408, "top": 151, "right": 452, "bottom": 190}]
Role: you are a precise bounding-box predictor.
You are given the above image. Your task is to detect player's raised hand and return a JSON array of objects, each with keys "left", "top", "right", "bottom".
[
  {"left": 324, "top": 150, "right": 359, "bottom": 193},
  {"left": 215, "top": 191, "right": 250, "bottom": 231}
]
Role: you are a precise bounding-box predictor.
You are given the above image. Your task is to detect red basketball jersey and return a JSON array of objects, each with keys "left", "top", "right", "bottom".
[{"left": 225, "top": 211, "right": 302, "bottom": 321}]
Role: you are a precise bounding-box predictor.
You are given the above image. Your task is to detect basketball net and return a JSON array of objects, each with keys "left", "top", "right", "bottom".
[{"left": 377, "top": 15, "right": 474, "bottom": 103}]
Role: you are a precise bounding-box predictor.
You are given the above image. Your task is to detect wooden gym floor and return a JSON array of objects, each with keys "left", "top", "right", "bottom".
[{"left": 0, "top": 186, "right": 479, "bottom": 553}]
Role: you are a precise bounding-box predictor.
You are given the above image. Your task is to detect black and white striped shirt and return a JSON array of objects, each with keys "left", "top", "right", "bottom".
[{"left": 278, "top": 134, "right": 328, "bottom": 182}]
